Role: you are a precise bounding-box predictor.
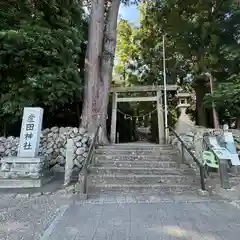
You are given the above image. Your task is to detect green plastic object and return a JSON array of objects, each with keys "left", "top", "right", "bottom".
[{"left": 202, "top": 151, "right": 219, "bottom": 168}]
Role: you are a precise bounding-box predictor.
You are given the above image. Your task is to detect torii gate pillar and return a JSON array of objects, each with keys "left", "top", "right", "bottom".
[
  {"left": 110, "top": 92, "right": 117, "bottom": 143},
  {"left": 157, "top": 90, "right": 164, "bottom": 144}
]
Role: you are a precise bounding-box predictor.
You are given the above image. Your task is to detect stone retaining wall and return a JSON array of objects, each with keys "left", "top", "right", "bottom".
[{"left": 0, "top": 127, "right": 90, "bottom": 170}]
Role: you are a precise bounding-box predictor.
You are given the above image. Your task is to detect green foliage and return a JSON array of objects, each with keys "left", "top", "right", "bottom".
[
  {"left": 203, "top": 1, "right": 240, "bottom": 122},
  {"left": 140, "top": 0, "right": 228, "bottom": 81},
  {"left": 115, "top": 0, "right": 240, "bottom": 128},
  {"left": 205, "top": 75, "right": 240, "bottom": 122},
  {"left": 0, "top": 0, "right": 87, "bottom": 123},
  {"left": 115, "top": 2, "right": 192, "bottom": 87},
  {"left": 114, "top": 19, "right": 140, "bottom": 85},
  {"left": 139, "top": 0, "right": 240, "bottom": 124}
]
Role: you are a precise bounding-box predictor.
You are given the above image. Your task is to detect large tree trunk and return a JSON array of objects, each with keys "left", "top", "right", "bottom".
[
  {"left": 81, "top": 0, "right": 105, "bottom": 134},
  {"left": 210, "top": 79, "right": 220, "bottom": 129},
  {"left": 195, "top": 87, "right": 207, "bottom": 127},
  {"left": 98, "top": 0, "right": 121, "bottom": 144},
  {"left": 236, "top": 117, "right": 240, "bottom": 129},
  {"left": 81, "top": 0, "right": 120, "bottom": 144}
]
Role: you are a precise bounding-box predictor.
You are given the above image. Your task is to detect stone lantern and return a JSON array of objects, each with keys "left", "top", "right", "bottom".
[
  {"left": 177, "top": 92, "right": 190, "bottom": 114},
  {"left": 175, "top": 92, "right": 195, "bottom": 134}
]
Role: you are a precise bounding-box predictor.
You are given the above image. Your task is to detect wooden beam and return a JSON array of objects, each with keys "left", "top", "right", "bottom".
[
  {"left": 117, "top": 96, "right": 158, "bottom": 102},
  {"left": 177, "top": 92, "right": 191, "bottom": 98},
  {"left": 110, "top": 85, "right": 178, "bottom": 93}
]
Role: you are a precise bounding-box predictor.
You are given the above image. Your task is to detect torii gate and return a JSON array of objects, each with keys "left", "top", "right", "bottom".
[{"left": 110, "top": 85, "right": 178, "bottom": 144}]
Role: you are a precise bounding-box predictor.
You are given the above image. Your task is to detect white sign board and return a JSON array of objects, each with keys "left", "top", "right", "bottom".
[
  {"left": 212, "top": 147, "right": 240, "bottom": 166},
  {"left": 223, "top": 132, "right": 240, "bottom": 165},
  {"left": 18, "top": 107, "right": 43, "bottom": 158},
  {"left": 212, "top": 147, "right": 232, "bottom": 160}
]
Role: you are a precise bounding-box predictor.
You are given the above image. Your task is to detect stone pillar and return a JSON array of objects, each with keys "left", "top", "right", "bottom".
[
  {"left": 157, "top": 90, "right": 164, "bottom": 144},
  {"left": 175, "top": 92, "right": 195, "bottom": 135},
  {"left": 110, "top": 92, "right": 117, "bottom": 143},
  {"left": 219, "top": 159, "right": 231, "bottom": 189},
  {"left": 64, "top": 139, "right": 74, "bottom": 186}
]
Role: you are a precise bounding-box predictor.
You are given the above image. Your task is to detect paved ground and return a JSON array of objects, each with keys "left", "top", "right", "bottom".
[
  {"left": 1, "top": 191, "right": 240, "bottom": 240},
  {"left": 44, "top": 200, "right": 240, "bottom": 240}
]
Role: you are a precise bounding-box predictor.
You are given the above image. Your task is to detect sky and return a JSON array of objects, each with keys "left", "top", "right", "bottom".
[{"left": 119, "top": 4, "right": 140, "bottom": 25}]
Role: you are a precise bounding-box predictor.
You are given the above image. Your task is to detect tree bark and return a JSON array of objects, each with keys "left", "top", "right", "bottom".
[
  {"left": 195, "top": 86, "right": 207, "bottom": 127},
  {"left": 81, "top": 0, "right": 121, "bottom": 144},
  {"left": 236, "top": 117, "right": 240, "bottom": 129},
  {"left": 208, "top": 73, "right": 220, "bottom": 129},
  {"left": 98, "top": 0, "right": 121, "bottom": 144},
  {"left": 81, "top": 0, "right": 105, "bottom": 134}
]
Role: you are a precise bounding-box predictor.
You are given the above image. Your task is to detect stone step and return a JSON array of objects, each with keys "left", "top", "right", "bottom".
[
  {"left": 94, "top": 154, "right": 177, "bottom": 162},
  {"left": 88, "top": 174, "right": 199, "bottom": 185},
  {"left": 95, "top": 160, "right": 180, "bottom": 168},
  {"left": 230, "top": 176, "right": 240, "bottom": 180},
  {"left": 0, "top": 176, "right": 53, "bottom": 189},
  {"left": 97, "top": 143, "right": 173, "bottom": 150},
  {"left": 95, "top": 149, "right": 178, "bottom": 155},
  {"left": 89, "top": 166, "right": 195, "bottom": 175},
  {"left": 88, "top": 184, "right": 197, "bottom": 193},
  {"left": 228, "top": 176, "right": 240, "bottom": 185}
]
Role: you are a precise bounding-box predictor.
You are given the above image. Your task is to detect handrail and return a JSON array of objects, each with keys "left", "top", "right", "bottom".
[
  {"left": 168, "top": 126, "right": 206, "bottom": 191},
  {"left": 84, "top": 125, "right": 101, "bottom": 168},
  {"left": 77, "top": 125, "right": 101, "bottom": 195}
]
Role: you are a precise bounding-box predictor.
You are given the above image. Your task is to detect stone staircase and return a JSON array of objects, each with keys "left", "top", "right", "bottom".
[{"left": 87, "top": 143, "right": 200, "bottom": 194}]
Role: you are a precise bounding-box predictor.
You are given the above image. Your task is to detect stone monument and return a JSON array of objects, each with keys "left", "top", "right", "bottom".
[{"left": 0, "top": 107, "right": 52, "bottom": 188}]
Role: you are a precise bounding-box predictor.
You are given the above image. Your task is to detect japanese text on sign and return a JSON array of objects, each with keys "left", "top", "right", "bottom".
[
  {"left": 18, "top": 107, "right": 44, "bottom": 158},
  {"left": 23, "top": 114, "right": 36, "bottom": 150}
]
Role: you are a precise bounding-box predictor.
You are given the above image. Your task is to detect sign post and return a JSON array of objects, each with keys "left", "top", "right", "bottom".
[
  {"left": 18, "top": 107, "right": 43, "bottom": 157},
  {"left": 0, "top": 107, "right": 52, "bottom": 188}
]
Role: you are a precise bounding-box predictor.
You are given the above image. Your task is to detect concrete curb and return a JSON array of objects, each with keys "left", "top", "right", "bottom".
[
  {"left": 40, "top": 205, "right": 69, "bottom": 240},
  {"left": 0, "top": 186, "right": 75, "bottom": 199}
]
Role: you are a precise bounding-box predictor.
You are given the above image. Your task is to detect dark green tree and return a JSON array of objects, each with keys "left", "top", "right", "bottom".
[
  {"left": 0, "top": 0, "right": 87, "bottom": 128},
  {"left": 137, "top": 0, "right": 240, "bottom": 127}
]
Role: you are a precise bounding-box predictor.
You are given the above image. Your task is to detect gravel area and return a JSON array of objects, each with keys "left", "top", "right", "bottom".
[{"left": 0, "top": 194, "right": 69, "bottom": 240}]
